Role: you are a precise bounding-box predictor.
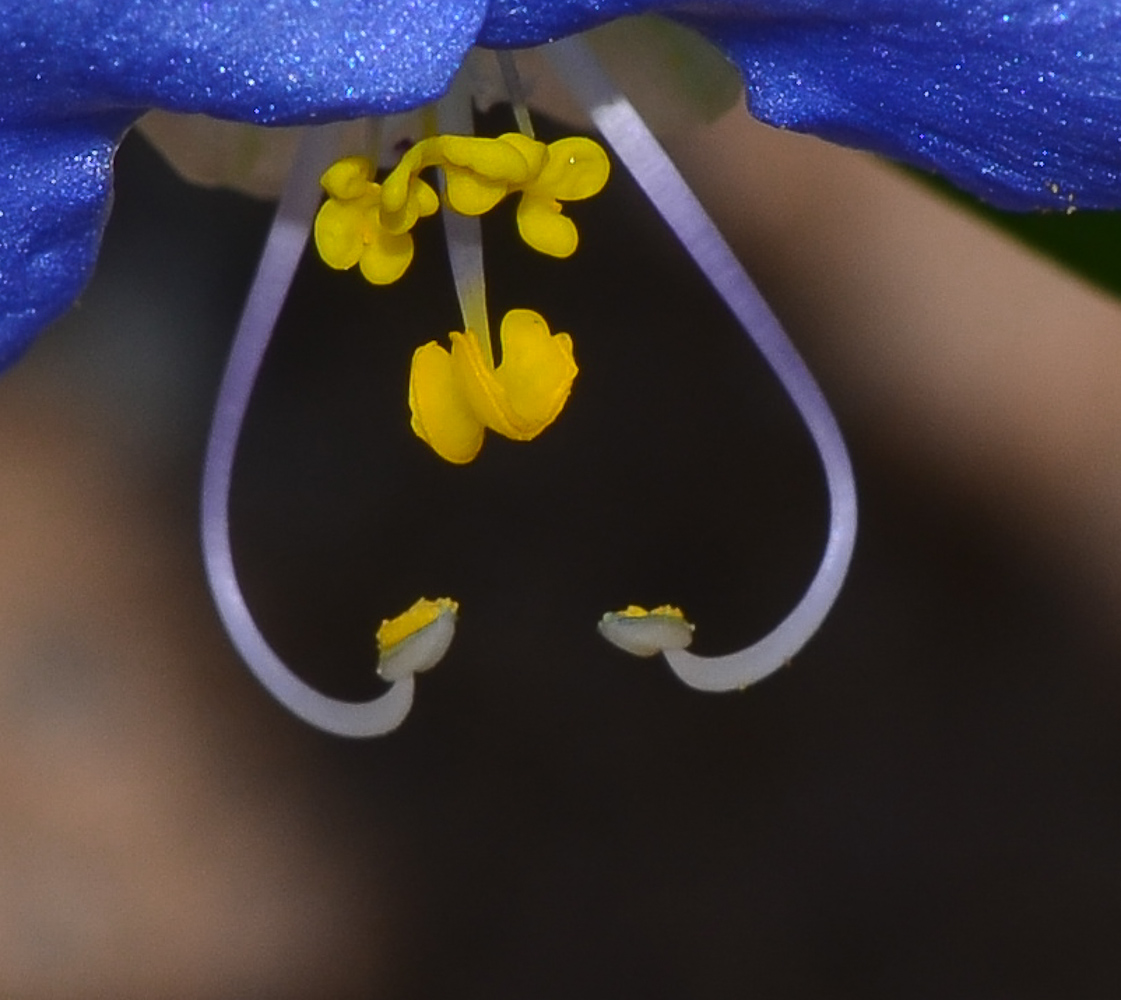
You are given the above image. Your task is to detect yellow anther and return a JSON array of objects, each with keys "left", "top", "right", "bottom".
[
  {"left": 320, "top": 155, "right": 375, "bottom": 201},
  {"left": 513, "top": 137, "right": 610, "bottom": 258},
  {"left": 409, "top": 339, "right": 485, "bottom": 464},
  {"left": 617, "top": 605, "right": 689, "bottom": 619},
  {"left": 377, "top": 597, "right": 459, "bottom": 682},
  {"left": 314, "top": 185, "right": 417, "bottom": 285},
  {"left": 315, "top": 134, "right": 609, "bottom": 284},
  {"left": 378, "top": 175, "right": 439, "bottom": 235},
  {"left": 315, "top": 154, "right": 439, "bottom": 284},
  {"left": 597, "top": 605, "right": 695, "bottom": 658},
  {"left": 408, "top": 309, "right": 578, "bottom": 464}
]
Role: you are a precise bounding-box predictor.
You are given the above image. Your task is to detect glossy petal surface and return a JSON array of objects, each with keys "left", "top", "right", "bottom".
[
  {"left": 0, "top": 0, "right": 489, "bottom": 366},
  {"left": 5, "top": 0, "right": 1121, "bottom": 371},
  {"left": 0, "top": 0, "right": 489, "bottom": 125},
  {"left": 690, "top": 2, "right": 1121, "bottom": 211},
  {"left": 0, "top": 116, "right": 131, "bottom": 368},
  {"left": 481, "top": 1, "right": 1121, "bottom": 211}
]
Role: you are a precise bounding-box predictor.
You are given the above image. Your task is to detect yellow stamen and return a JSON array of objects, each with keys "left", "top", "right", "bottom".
[
  {"left": 408, "top": 309, "right": 578, "bottom": 463},
  {"left": 598, "top": 605, "right": 695, "bottom": 658},
  {"left": 313, "top": 155, "right": 436, "bottom": 284},
  {"left": 314, "top": 133, "right": 609, "bottom": 284},
  {"left": 376, "top": 597, "right": 459, "bottom": 681},
  {"left": 514, "top": 137, "right": 611, "bottom": 257}
]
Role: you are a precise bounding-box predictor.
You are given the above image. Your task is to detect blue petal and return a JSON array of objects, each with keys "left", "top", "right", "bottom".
[
  {"left": 483, "top": 1, "right": 1121, "bottom": 211},
  {"left": 685, "top": 2, "right": 1121, "bottom": 211},
  {"left": 0, "top": 115, "right": 133, "bottom": 369},
  {"left": 480, "top": 0, "right": 653, "bottom": 44},
  {"left": 0, "top": 0, "right": 489, "bottom": 125},
  {"left": 0, "top": 0, "right": 492, "bottom": 370}
]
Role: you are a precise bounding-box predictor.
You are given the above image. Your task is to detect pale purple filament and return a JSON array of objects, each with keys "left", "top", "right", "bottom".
[
  {"left": 200, "top": 125, "right": 416, "bottom": 736},
  {"left": 547, "top": 37, "right": 858, "bottom": 691}
]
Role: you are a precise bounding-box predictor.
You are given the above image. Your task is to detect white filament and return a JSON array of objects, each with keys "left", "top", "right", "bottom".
[
  {"left": 496, "top": 50, "right": 536, "bottom": 139},
  {"left": 437, "top": 81, "right": 492, "bottom": 344},
  {"left": 200, "top": 125, "right": 416, "bottom": 736},
  {"left": 546, "top": 37, "right": 858, "bottom": 691}
]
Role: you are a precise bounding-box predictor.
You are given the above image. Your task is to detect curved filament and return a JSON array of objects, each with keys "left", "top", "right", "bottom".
[
  {"left": 200, "top": 125, "right": 416, "bottom": 736},
  {"left": 546, "top": 38, "right": 858, "bottom": 691}
]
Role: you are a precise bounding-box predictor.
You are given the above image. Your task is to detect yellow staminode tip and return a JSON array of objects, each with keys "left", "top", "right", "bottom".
[
  {"left": 409, "top": 340, "right": 485, "bottom": 464},
  {"left": 516, "top": 198, "right": 580, "bottom": 257},
  {"left": 313, "top": 177, "right": 420, "bottom": 284},
  {"left": 598, "top": 605, "right": 695, "bottom": 658},
  {"left": 315, "top": 134, "right": 609, "bottom": 280},
  {"left": 437, "top": 134, "right": 534, "bottom": 185},
  {"left": 538, "top": 137, "right": 611, "bottom": 201},
  {"left": 515, "top": 137, "right": 609, "bottom": 258},
  {"left": 320, "top": 155, "right": 373, "bottom": 201},
  {"left": 408, "top": 309, "right": 578, "bottom": 463},
  {"left": 376, "top": 597, "right": 459, "bottom": 682}
]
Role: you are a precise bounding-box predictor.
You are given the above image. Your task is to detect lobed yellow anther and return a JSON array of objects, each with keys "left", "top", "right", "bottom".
[
  {"left": 513, "top": 137, "right": 611, "bottom": 257},
  {"left": 315, "top": 134, "right": 609, "bottom": 284},
  {"left": 409, "top": 309, "right": 578, "bottom": 464},
  {"left": 314, "top": 155, "right": 438, "bottom": 285},
  {"left": 320, "top": 155, "right": 374, "bottom": 200}
]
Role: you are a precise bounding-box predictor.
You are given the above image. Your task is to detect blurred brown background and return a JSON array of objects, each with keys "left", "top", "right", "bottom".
[{"left": 2, "top": 99, "right": 1121, "bottom": 999}]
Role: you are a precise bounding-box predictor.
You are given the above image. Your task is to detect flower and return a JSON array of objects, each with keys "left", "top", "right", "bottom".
[
  {"left": 5, "top": 1, "right": 1121, "bottom": 736},
  {"left": 4, "top": 2, "right": 1121, "bottom": 371},
  {"left": 409, "top": 309, "right": 579, "bottom": 463}
]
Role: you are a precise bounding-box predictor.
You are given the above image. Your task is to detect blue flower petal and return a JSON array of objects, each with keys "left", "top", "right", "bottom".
[
  {"left": 482, "top": 1, "right": 1121, "bottom": 211},
  {"left": 1, "top": 0, "right": 489, "bottom": 125},
  {"left": 0, "top": 0, "right": 492, "bottom": 369},
  {"left": 5, "top": 0, "right": 1121, "bottom": 373},
  {"left": 480, "top": 0, "right": 650, "bottom": 44},
  {"left": 686, "top": 2, "right": 1121, "bottom": 210},
  {"left": 0, "top": 115, "right": 133, "bottom": 369}
]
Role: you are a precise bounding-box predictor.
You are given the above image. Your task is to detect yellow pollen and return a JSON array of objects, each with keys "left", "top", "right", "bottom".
[
  {"left": 615, "top": 604, "right": 689, "bottom": 621},
  {"left": 598, "top": 605, "right": 695, "bottom": 658},
  {"left": 376, "top": 596, "right": 459, "bottom": 653}
]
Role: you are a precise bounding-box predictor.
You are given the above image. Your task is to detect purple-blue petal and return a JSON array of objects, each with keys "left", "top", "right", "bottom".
[
  {"left": 1, "top": 0, "right": 489, "bottom": 125},
  {"left": 5, "top": 0, "right": 1121, "bottom": 374},
  {"left": 686, "top": 2, "right": 1121, "bottom": 211},
  {"left": 0, "top": 115, "right": 134, "bottom": 370},
  {"left": 481, "top": 1, "right": 1121, "bottom": 211},
  {"left": 0, "top": 0, "right": 491, "bottom": 368}
]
